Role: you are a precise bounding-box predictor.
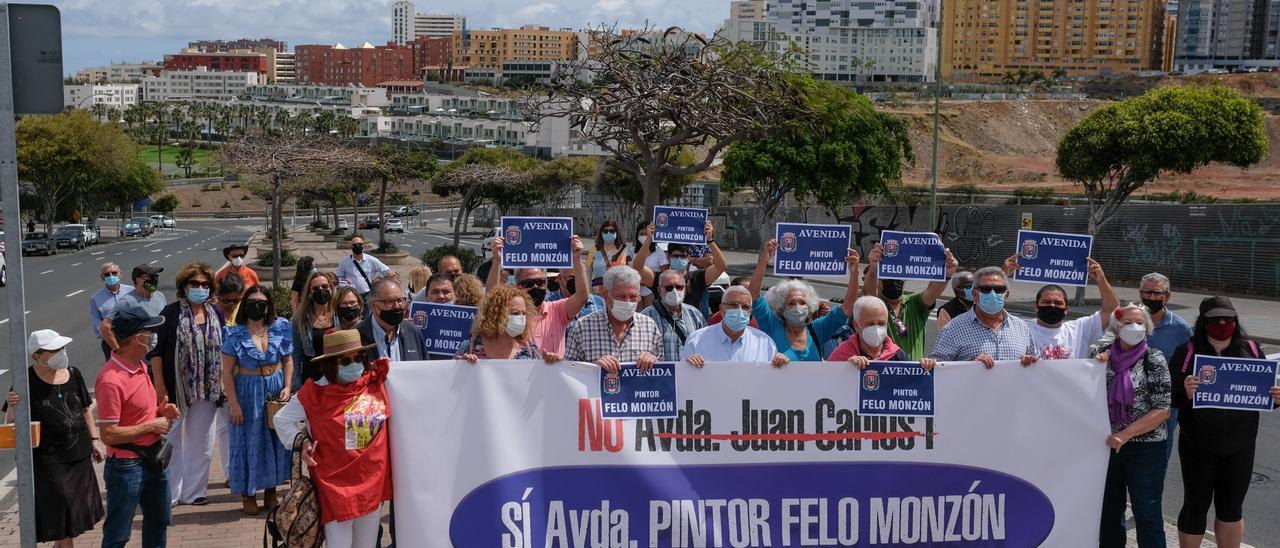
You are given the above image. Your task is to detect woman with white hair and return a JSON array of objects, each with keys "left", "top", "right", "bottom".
[
  {"left": 747, "top": 239, "right": 861, "bottom": 361},
  {"left": 829, "top": 296, "right": 938, "bottom": 370},
  {"left": 1089, "top": 302, "right": 1171, "bottom": 548}
]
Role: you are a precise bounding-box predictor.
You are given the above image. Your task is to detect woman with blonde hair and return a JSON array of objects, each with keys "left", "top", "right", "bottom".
[
  {"left": 292, "top": 271, "right": 337, "bottom": 390},
  {"left": 407, "top": 265, "right": 433, "bottom": 297},
  {"left": 457, "top": 285, "right": 546, "bottom": 362},
  {"left": 333, "top": 286, "right": 364, "bottom": 331},
  {"left": 452, "top": 273, "right": 486, "bottom": 307}
]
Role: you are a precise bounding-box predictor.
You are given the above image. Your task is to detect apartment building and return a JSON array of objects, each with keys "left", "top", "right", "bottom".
[
  {"left": 451, "top": 25, "right": 578, "bottom": 70},
  {"left": 72, "top": 61, "right": 162, "bottom": 84},
  {"left": 64, "top": 84, "right": 141, "bottom": 110},
  {"left": 767, "top": 0, "right": 939, "bottom": 82},
  {"left": 393, "top": 1, "right": 466, "bottom": 44},
  {"left": 1174, "top": 0, "right": 1280, "bottom": 72},
  {"left": 188, "top": 38, "right": 288, "bottom": 52},
  {"left": 142, "top": 68, "right": 260, "bottom": 101},
  {"left": 295, "top": 37, "right": 450, "bottom": 86}
]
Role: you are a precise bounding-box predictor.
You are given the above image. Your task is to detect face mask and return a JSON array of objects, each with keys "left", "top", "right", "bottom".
[
  {"left": 46, "top": 349, "right": 70, "bottom": 369},
  {"left": 881, "top": 281, "right": 904, "bottom": 300},
  {"left": 143, "top": 280, "right": 159, "bottom": 293},
  {"left": 1036, "top": 306, "right": 1066, "bottom": 325},
  {"left": 977, "top": 291, "right": 1005, "bottom": 315},
  {"left": 662, "top": 289, "right": 685, "bottom": 308},
  {"left": 245, "top": 301, "right": 270, "bottom": 321},
  {"left": 526, "top": 287, "right": 547, "bottom": 307},
  {"left": 562, "top": 279, "right": 576, "bottom": 296},
  {"left": 1206, "top": 320, "right": 1237, "bottom": 341},
  {"left": 352, "top": 244, "right": 364, "bottom": 255},
  {"left": 957, "top": 287, "right": 972, "bottom": 303},
  {"left": 231, "top": 257, "right": 244, "bottom": 268},
  {"left": 1141, "top": 298, "right": 1164, "bottom": 314},
  {"left": 860, "top": 325, "right": 887, "bottom": 348},
  {"left": 723, "top": 309, "right": 751, "bottom": 331},
  {"left": 337, "top": 306, "right": 361, "bottom": 322},
  {"left": 505, "top": 315, "right": 526, "bottom": 337},
  {"left": 610, "top": 299, "right": 637, "bottom": 321},
  {"left": 669, "top": 258, "right": 689, "bottom": 272},
  {"left": 378, "top": 307, "right": 405, "bottom": 325},
  {"left": 187, "top": 288, "right": 210, "bottom": 305},
  {"left": 639, "top": 234, "right": 649, "bottom": 245},
  {"left": 337, "top": 362, "right": 365, "bottom": 384},
  {"left": 104, "top": 275, "right": 120, "bottom": 288},
  {"left": 1118, "top": 323, "right": 1148, "bottom": 346},
  {"left": 602, "top": 232, "right": 617, "bottom": 243},
  {"left": 311, "top": 289, "right": 332, "bottom": 305},
  {"left": 783, "top": 305, "right": 809, "bottom": 326}
]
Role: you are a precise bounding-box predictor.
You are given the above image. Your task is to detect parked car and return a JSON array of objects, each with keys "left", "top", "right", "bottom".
[
  {"left": 123, "top": 221, "right": 145, "bottom": 238},
  {"left": 0, "top": 229, "right": 5, "bottom": 255},
  {"left": 0, "top": 247, "right": 6, "bottom": 287},
  {"left": 54, "top": 226, "right": 87, "bottom": 250},
  {"left": 162, "top": 216, "right": 175, "bottom": 228},
  {"left": 481, "top": 227, "right": 500, "bottom": 258},
  {"left": 63, "top": 224, "right": 95, "bottom": 246},
  {"left": 22, "top": 232, "right": 56, "bottom": 255},
  {"left": 337, "top": 218, "right": 350, "bottom": 231},
  {"left": 384, "top": 218, "right": 405, "bottom": 233},
  {"left": 147, "top": 216, "right": 165, "bottom": 231},
  {"left": 83, "top": 224, "right": 101, "bottom": 244},
  {"left": 359, "top": 216, "right": 381, "bottom": 230},
  {"left": 393, "top": 206, "right": 420, "bottom": 217}
]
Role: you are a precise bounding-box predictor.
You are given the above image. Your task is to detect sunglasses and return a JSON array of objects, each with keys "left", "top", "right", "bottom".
[
  {"left": 601, "top": 230, "right": 617, "bottom": 234},
  {"left": 188, "top": 280, "right": 212, "bottom": 289},
  {"left": 662, "top": 284, "right": 686, "bottom": 291},
  {"left": 337, "top": 352, "right": 367, "bottom": 366},
  {"left": 977, "top": 285, "right": 1008, "bottom": 294},
  {"left": 518, "top": 278, "right": 548, "bottom": 289},
  {"left": 102, "top": 271, "right": 120, "bottom": 277},
  {"left": 220, "top": 298, "right": 241, "bottom": 305}
]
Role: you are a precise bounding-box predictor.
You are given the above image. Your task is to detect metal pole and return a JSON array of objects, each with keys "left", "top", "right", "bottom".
[
  {"left": 929, "top": 0, "right": 944, "bottom": 230},
  {"left": 0, "top": 4, "right": 39, "bottom": 546}
]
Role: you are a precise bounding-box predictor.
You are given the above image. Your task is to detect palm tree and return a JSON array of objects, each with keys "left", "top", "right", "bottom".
[
  {"left": 336, "top": 115, "right": 360, "bottom": 139},
  {"left": 313, "top": 111, "right": 337, "bottom": 135},
  {"left": 273, "top": 109, "right": 290, "bottom": 132},
  {"left": 291, "top": 112, "right": 315, "bottom": 136}
]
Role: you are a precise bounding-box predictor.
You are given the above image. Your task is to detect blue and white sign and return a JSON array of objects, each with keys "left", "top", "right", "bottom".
[
  {"left": 774, "top": 223, "right": 851, "bottom": 277},
  {"left": 500, "top": 216, "right": 574, "bottom": 269},
  {"left": 858, "top": 361, "right": 935, "bottom": 417},
  {"left": 601, "top": 362, "right": 678, "bottom": 419},
  {"left": 877, "top": 230, "right": 946, "bottom": 282},
  {"left": 409, "top": 302, "right": 477, "bottom": 357},
  {"left": 652, "top": 206, "right": 707, "bottom": 245},
  {"left": 1191, "top": 355, "right": 1278, "bottom": 412},
  {"left": 1013, "top": 230, "right": 1094, "bottom": 287}
]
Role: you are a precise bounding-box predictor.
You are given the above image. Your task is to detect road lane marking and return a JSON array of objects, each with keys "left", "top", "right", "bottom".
[
  {"left": 71, "top": 262, "right": 82, "bottom": 267},
  {"left": 165, "top": 254, "right": 172, "bottom": 258},
  {"left": 0, "top": 319, "right": 7, "bottom": 325},
  {"left": 39, "top": 269, "right": 54, "bottom": 275},
  {"left": 65, "top": 289, "right": 85, "bottom": 297},
  {"left": 150, "top": 260, "right": 158, "bottom": 264},
  {"left": 114, "top": 252, "right": 122, "bottom": 256},
  {"left": 0, "top": 466, "right": 16, "bottom": 504},
  {"left": 91, "top": 251, "right": 104, "bottom": 256},
  {"left": 151, "top": 249, "right": 161, "bottom": 253}
]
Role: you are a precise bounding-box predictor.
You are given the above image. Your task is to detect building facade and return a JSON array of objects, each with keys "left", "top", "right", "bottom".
[
  {"left": 451, "top": 26, "right": 578, "bottom": 70},
  {"left": 767, "top": 0, "right": 939, "bottom": 82},
  {"left": 1174, "top": 0, "right": 1280, "bottom": 72},
  {"left": 188, "top": 38, "right": 288, "bottom": 52},
  {"left": 64, "top": 84, "right": 141, "bottom": 110},
  {"left": 393, "top": 0, "right": 466, "bottom": 44},
  {"left": 72, "top": 61, "right": 162, "bottom": 83},
  {"left": 142, "top": 68, "right": 260, "bottom": 101},
  {"left": 295, "top": 42, "right": 418, "bottom": 87}
]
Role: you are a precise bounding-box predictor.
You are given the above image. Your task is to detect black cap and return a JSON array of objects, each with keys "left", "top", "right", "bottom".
[
  {"left": 131, "top": 264, "right": 163, "bottom": 281},
  {"left": 1199, "top": 296, "right": 1237, "bottom": 319},
  {"left": 111, "top": 306, "right": 165, "bottom": 340}
]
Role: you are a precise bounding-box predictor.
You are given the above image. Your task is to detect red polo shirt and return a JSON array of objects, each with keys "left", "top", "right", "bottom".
[{"left": 95, "top": 354, "right": 160, "bottom": 459}]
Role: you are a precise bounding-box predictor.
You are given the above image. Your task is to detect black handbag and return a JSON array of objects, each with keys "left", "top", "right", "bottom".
[{"left": 114, "top": 437, "right": 174, "bottom": 473}]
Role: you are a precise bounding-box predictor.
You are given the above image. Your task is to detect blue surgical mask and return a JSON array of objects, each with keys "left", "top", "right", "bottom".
[
  {"left": 978, "top": 290, "right": 1006, "bottom": 315},
  {"left": 337, "top": 362, "right": 364, "bottom": 384},
  {"left": 723, "top": 309, "right": 750, "bottom": 331},
  {"left": 602, "top": 232, "right": 617, "bottom": 243},
  {"left": 104, "top": 275, "right": 121, "bottom": 288},
  {"left": 187, "top": 288, "right": 210, "bottom": 305},
  {"left": 670, "top": 258, "right": 689, "bottom": 272}
]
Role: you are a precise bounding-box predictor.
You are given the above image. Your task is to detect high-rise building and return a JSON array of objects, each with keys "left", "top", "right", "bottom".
[
  {"left": 1174, "top": 0, "right": 1280, "bottom": 72},
  {"left": 451, "top": 25, "right": 578, "bottom": 70},
  {"left": 393, "top": 1, "right": 466, "bottom": 44},
  {"left": 275, "top": 52, "right": 296, "bottom": 84},
  {"left": 721, "top": 0, "right": 778, "bottom": 47},
  {"left": 188, "top": 38, "right": 288, "bottom": 53},
  {"left": 941, "top": 0, "right": 1166, "bottom": 82},
  {"left": 765, "top": 0, "right": 939, "bottom": 83}
]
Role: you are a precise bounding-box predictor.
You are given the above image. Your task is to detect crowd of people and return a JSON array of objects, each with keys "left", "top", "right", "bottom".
[{"left": 4, "top": 219, "right": 1279, "bottom": 548}]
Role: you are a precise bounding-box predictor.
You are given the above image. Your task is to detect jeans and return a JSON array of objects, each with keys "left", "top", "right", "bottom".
[
  {"left": 1100, "top": 441, "right": 1167, "bottom": 548},
  {"left": 1163, "top": 408, "right": 1179, "bottom": 463},
  {"left": 102, "top": 458, "right": 171, "bottom": 548}
]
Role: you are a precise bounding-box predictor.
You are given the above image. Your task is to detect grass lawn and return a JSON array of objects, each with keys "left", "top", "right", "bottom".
[{"left": 137, "top": 145, "right": 213, "bottom": 175}]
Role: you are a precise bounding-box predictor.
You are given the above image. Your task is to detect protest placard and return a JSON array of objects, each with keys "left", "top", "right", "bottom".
[
  {"left": 1191, "top": 355, "right": 1278, "bottom": 412},
  {"left": 1014, "top": 229, "right": 1094, "bottom": 287},
  {"left": 877, "top": 230, "right": 947, "bottom": 282},
  {"left": 652, "top": 206, "right": 707, "bottom": 245},
  {"left": 858, "top": 361, "right": 935, "bottom": 417},
  {"left": 408, "top": 302, "right": 477, "bottom": 357},
  {"left": 774, "top": 223, "right": 851, "bottom": 277},
  {"left": 600, "top": 362, "right": 678, "bottom": 419},
  {"left": 500, "top": 216, "right": 574, "bottom": 269}
]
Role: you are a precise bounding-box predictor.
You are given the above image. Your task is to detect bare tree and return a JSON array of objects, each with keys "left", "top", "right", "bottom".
[
  {"left": 526, "top": 26, "right": 811, "bottom": 217},
  {"left": 432, "top": 163, "right": 532, "bottom": 246}
]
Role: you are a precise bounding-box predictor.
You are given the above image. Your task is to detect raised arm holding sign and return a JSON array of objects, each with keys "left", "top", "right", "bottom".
[
  {"left": 499, "top": 216, "right": 574, "bottom": 269},
  {"left": 876, "top": 230, "right": 947, "bottom": 282},
  {"left": 652, "top": 206, "right": 708, "bottom": 245},
  {"left": 773, "top": 223, "right": 852, "bottom": 277},
  {"left": 1009, "top": 230, "right": 1094, "bottom": 287}
]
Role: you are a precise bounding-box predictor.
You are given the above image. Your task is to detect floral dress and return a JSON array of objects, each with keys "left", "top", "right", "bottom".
[{"left": 220, "top": 317, "right": 293, "bottom": 495}]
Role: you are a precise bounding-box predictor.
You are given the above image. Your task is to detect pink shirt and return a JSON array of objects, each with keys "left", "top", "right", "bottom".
[
  {"left": 95, "top": 354, "right": 160, "bottom": 459},
  {"left": 533, "top": 298, "right": 572, "bottom": 355}
]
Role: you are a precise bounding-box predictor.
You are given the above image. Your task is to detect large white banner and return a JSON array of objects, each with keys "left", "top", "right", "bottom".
[{"left": 387, "top": 359, "right": 1110, "bottom": 547}]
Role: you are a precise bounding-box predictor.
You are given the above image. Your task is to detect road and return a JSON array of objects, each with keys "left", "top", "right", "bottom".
[{"left": 0, "top": 216, "right": 1277, "bottom": 544}]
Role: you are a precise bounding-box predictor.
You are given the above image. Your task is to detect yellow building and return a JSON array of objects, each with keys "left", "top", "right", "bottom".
[
  {"left": 451, "top": 25, "right": 578, "bottom": 69},
  {"left": 941, "top": 0, "right": 1167, "bottom": 82}
]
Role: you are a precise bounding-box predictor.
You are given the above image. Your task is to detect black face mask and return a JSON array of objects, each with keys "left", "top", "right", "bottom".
[
  {"left": 352, "top": 244, "right": 364, "bottom": 255},
  {"left": 245, "top": 301, "right": 270, "bottom": 321},
  {"left": 337, "top": 306, "right": 361, "bottom": 322},
  {"left": 1036, "top": 306, "right": 1066, "bottom": 325},
  {"left": 1141, "top": 299, "right": 1165, "bottom": 314},
  {"left": 526, "top": 287, "right": 548, "bottom": 307},
  {"left": 378, "top": 307, "right": 405, "bottom": 326},
  {"left": 311, "top": 289, "right": 332, "bottom": 305},
  {"left": 881, "top": 281, "right": 904, "bottom": 300},
  {"left": 561, "top": 279, "right": 576, "bottom": 296}
]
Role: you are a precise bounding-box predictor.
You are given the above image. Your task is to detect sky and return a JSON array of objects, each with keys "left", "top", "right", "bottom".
[{"left": 47, "top": 0, "right": 731, "bottom": 74}]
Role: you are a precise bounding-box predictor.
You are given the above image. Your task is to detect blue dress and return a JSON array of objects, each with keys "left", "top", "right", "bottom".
[{"left": 220, "top": 317, "right": 293, "bottom": 495}]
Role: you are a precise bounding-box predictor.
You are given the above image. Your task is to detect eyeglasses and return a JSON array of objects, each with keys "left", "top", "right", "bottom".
[
  {"left": 337, "top": 352, "right": 367, "bottom": 366},
  {"left": 102, "top": 271, "right": 120, "bottom": 277},
  {"left": 188, "top": 280, "right": 212, "bottom": 289},
  {"left": 722, "top": 303, "right": 752, "bottom": 311},
  {"left": 246, "top": 299, "right": 269, "bottom": 305},
  {"left": 230, "top": 254, "right": 245, "bottom": 259},
  {"left": 377, "top": 298, "right": 407, "bottom": 307},
  {"left": 662, "top": 285, "right": 686, "bottom": 291},
  {"left": 1139, "top": 290, "right": 1168, "bottom": 297},
  {"left": 518, "top": 278, "right": 548, "bottom": 289},
  {"left": 977, "top": 285, "right": 1008, "bottom": 294},
  {"left": 601, "top": 230, "right": 616, "bottom": 235}
]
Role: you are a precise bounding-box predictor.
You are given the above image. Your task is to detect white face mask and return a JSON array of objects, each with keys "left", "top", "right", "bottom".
[
  {"left": 1118, "top": 323, "right": 1148, "bottom": 346},
  {"left": 505, "top": 315, "right": 526, "bottom": 337},
  {"left": 662, "top": 290, "right": 685, "bottom": 308},
  {"left": 859, "top": 325, "right": 887, "bottom": 348},
  {"left": 46, "top": 349, "right": 70, "bottom": 369},
  {"left": 610, "top": 299, "right": 637, "bottom": 322},
  {"left": 231, "top": 257, "right": 244, "bottom": 268},
  {"left": 639, "top": 234, "right": 649, "bottom": 245},
  {"left": 783, "top": 305, "right": 809, "bottom": 326}
]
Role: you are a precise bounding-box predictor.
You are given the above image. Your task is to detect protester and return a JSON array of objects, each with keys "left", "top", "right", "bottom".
[
  {"left": 707, "top": 277, "right": 759, "bottom": 329},
  {"left": 148, "top": 262, "right": 224, "bottom": 508},
  {"left": 487, "top": 235, "right": 589, "bottom": 359},
  {"left": 1089, "top": 303, "right": 1171, "bottom": 548},
  {"left": 437, "top": 255, "right": 464, "bottom": 277},
  {"left": 1138, "top": 272, "right": 1194, "bottom": 464},
  {"left": 336, "top": 237, "right": 390, "bottom": 300},
  {"left": 292, "top": 271, "right": 337, "bottom": 390},
  {"left": 557, "top": 265, "right": 604, "bottom": 319},
  {"left": 457, "top": 285, "right": 549, "bottom": 361},
  {"left": 935, "top": 270, "right": 973, "bottom": 335},
  {"left": 407, "top": 265, "right": 433, "bottom": 297},
  {"left": 640, "top": 268, "right": 707, "bottom": 361},
  {"left": 586, "top": 220, "right": 631, "bottom": 287},
  {"left": 216, "top": 273, "right": 246, "bottom": 328},
  {"left": 453, "top": 273, "right": 486, "bottom": 307},
  {"left": 357, "top": 278, "right": 428, "bottom": 362},
  {"left": 287, "top": 255, "right": 317, "bottom": 313},
  {"left": 274, "top": 330, "right": 391, "bottom": 548},
  {"left": 1171, "top": 296, "right": 1280, "bottom": 547},
  {"left": 829, "top": 296, "right": 939, "bottom": 372},
  {"left": 214, "top": 244, "right": 259, "bottom": 289},
  {"left": 746, "top": 239, "right": 861, "bottom": 361},
  {"left": 681, "top": 285, "right": 787, "bottom": 367},
  {"left": 861, "top": 242, "right": 955, "bottom": 360},
  {"left": 333, "top": 286, "right": 365, "bottom": 330},
  {"left": 100, "top": 264, "right": 167, "bottom": 354},
  {"left": 1004, "top": 254, "right": 1119, "bottom": 359},
  {"left": 4, "top": 329, "right": 105, "bottom": 546},
  {"left": 90, "top": 262, "right": 134, "bottom": 360},
  {"left": 633, "top": 224, "right": 667, "bottom": 308},
  {"left": 415, "top": 272, "right": 457, "bottom": 304},
  {"left": 381, "top": 271, "right": 412, "bottom": 304},
  {"left": 219, "top": 285, "right": 293, "bottom": 515},
  {"left": 565, "top": 265, "right": 662, "bottom": 372},
  {"left": 634, "top": 222, "right": 726, "bottom": 316},
  {"left": 930, "top": 266, "right": 1039, "bottom": 368},
  {"left": 97, "top": 308, "right": 180, "bottom": 548}
]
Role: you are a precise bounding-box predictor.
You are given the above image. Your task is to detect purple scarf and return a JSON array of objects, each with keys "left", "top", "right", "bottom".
[{"left": 1107, "top": 340, "right": 1147, "bottom": 429}]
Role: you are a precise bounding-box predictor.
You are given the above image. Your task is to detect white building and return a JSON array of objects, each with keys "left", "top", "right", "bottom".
[
  {"left": 142, "top": 67, "right": 260, "bottom": 101},
  {"left": 393, "top": 0, "right": 465, "bottom": 44},
  {"left": 72, "top": 61, "right": 162, "bottom": 84},
  {"left": 762, "top": 0, "right": 938, "bottom": 83},
  {"left": 63, "top": 84, "right": 141, "bottom": 111},
  {"left": 275, "top": 52, "right": 296, "bottom": 84},
  {"left": 243, "top": 84, "right": 390, "bottom": 107}
]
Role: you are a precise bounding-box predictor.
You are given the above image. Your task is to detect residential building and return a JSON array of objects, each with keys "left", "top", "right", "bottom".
[
  {"left": 142, "top": 68, "right": 260, "bottom": 101},
  {"left": 72, "top": 61, "right": 162, "bottom": 83},
  {"left": 941, "top": 0, "right": 1167, "bottom": 82},
  {"left": 721, "top": 0, "right": 778, "bottom": 47},
  {"left": 188, "top": 38, "right": 288, "bottom": 52},
  {"left": 451, "top": 25, "right": 578, "bottom": 70},
  {"left": 276, "top": 52, "right": 296, "bottom": 84},
  {"left": 295, "top": 37, "right": 449, "bottom": 86},
  {"left": 242, "top": 84, "right": 390, "bottom": 107},
  {"left": 1174, "top": 0, "right": 1280, "bottom": 72},
  {"left": 164, "top": 49, "right": 270, "bottom": 75},
  {"left": 63, "top": 84, "right": 141, "bottom": 111},
  {"left": 393, "top": 1, "right": 466, "bottom": 44},
  {"left": 769, "top": 0, "right": 939, "bottom": 83}
]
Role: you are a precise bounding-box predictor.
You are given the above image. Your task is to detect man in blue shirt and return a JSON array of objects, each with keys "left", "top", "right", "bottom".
[
  {"left": 1137, "top": 272, "right": 1192, "bottom": 463},
  {"left": 930, "top": 267, "right": 1039, "bottom": 368},
  {"left": 90, "top": 262, "right": 134, "bottom": 360},
  {"left": 682, "top": 286, "right": 787, "bottom": 367}
]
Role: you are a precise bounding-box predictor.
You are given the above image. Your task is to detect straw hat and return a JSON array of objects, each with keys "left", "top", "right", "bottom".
[{"left": 313, "top": 329, "right": 375, "bottom": 360}]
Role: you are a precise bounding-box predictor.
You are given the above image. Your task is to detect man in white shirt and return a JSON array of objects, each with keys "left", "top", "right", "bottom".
[
  {"left": 1016, "top": 257, "right": 1119, "bottom": 359},
  {"left": 336, "top": 236, "right": 391, "bottom": 299},
  {"left": 681, "top": 286, "right": 788, "bottom": 368}
]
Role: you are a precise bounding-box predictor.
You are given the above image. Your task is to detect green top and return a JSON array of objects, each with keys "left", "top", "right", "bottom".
[{"left": 885, "top": 292, "right": 931, "bottom": 360}]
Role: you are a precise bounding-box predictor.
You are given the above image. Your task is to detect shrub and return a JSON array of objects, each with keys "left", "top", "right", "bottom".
[
  {"left": 375, "top": 241, "right": 400, "bottom": 254},
  {"left": 310, "top": 219, "right": 330, "bottom": 230},
  {"left": 256, "top": 248, "right": 298, "bottom": 267},
  {"left": 421, "top": 244, "right": 481, "bottom": 273},
  {"left": 269, "top": 285, "right": 293, "bottom": 320},
  {"left": 1006, "top": 187, "right": 1057, "bottom": 205}
]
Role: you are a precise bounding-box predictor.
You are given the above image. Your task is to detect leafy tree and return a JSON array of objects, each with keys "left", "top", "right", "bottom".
[
  {"left": 16, "top": 110, "right": 136, "bottom": 232},
  {"left": 175, "top": 146, "right": 196, "bottom": 178},
  {"left": 530, "top": 155, "right": 597, "bottom": 205},
  {"left": 370, "top": 144, "right": 437, "bottom": 247},
  {"left": 432, "top": 148, "right": 537, "bottom": 245},
  {"left": 151, "top": 193, "right": 179, "bottom": 215},
  {"left": 722, "top": 80, "right": 913, "bottom": 226}
]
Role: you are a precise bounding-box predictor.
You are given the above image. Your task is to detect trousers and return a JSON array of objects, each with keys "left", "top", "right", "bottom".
[
  {"left": 324, "top": 508, "right": 382, "bottom": 548},
  {"left": 102, "top": 458, "right": 170, "bottom": 548},
  {"left": 167, "top": 400, "right": 218, "bottom": 505}
]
